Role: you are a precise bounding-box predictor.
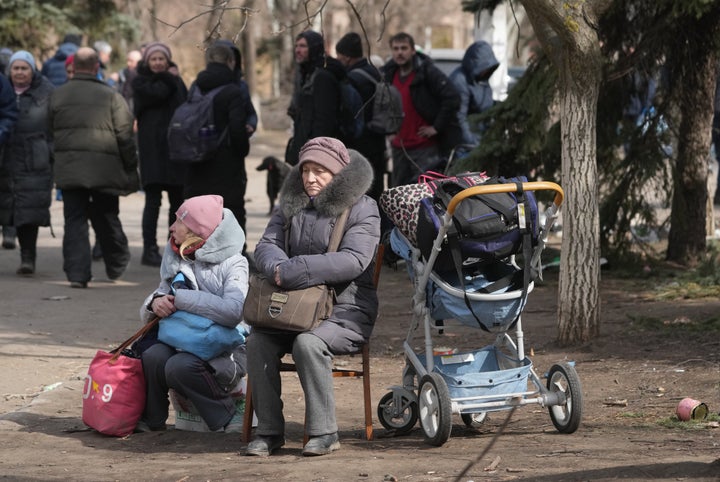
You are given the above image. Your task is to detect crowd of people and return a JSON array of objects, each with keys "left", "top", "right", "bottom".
[{"left": 0, "top": 29, "right": 501, "bottom": 457}]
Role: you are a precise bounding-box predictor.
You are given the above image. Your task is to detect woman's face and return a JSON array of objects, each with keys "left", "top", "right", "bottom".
[
  {"left": 170, "top": 218, "right": 193, "bottom": 246},
  {"left": 10, "top": 61, "right": 33, "bottom": 87},
  {"left": 301, "top": 161, "right": 334, "bottom": 197},
  {"left": 147, "top": 52, "right": 169, "bottom": 73}
]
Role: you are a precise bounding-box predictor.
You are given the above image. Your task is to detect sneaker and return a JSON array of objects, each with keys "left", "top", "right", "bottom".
[
  {"left": 223, "top": 417, "right": 243, "bottom": 434},
  {"left": 302, "top": 432, "right": 340, "bottom": 456},
  {"left": 245, "top": 435, "right": 285, "bottom": 456},
  {"left": 2, "top": 239, "right": 15, "bottom": 249},
  {"left": 70, "top": 281, "right": 88, "bottom": 289}
]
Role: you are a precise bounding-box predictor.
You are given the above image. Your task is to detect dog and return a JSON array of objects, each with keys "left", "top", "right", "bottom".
[{"left": 256, "top": 155, "right": 290, "bottom": 215}]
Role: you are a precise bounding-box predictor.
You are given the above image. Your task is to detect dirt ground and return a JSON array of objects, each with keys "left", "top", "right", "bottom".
[{"left": 1, "top": 131, "right": 719, "bottom": 481}]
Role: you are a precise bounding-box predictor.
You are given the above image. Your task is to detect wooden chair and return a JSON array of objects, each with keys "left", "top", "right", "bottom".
[{"left": 242, "top": 245, "right": 384, "bottom": 444}]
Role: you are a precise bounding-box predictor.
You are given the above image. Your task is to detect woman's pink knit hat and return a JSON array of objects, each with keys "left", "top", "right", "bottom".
[{"left": 175, "top": 195, "right": 224, "bottom": 239}]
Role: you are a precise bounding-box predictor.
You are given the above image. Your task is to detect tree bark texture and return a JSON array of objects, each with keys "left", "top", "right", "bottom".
[
  {"left": 665, "top": 9, "right": 720, "bottom": 264},
  {"left": 521, "top": 0, "right": 610, "bottom": 345}
]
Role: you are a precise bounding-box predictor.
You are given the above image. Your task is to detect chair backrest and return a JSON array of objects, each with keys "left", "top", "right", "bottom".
[{"left": 373, "top": 244, "right": 384, "bottom": 289}]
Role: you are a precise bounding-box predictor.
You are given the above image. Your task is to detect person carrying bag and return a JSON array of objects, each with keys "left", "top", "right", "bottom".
[
  {"left": 136, "top": 195, "right": 250, "bottom": 433},
  {"left": 243, "top": 209, "right": 348, "bottom": 332},
  {"left": 245, "top": 137, "right": 381, "bottom": 457}
]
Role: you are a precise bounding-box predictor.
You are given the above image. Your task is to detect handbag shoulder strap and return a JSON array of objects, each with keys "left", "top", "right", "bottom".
[
  {"left": 328, "top": 208, "right": 350, "bottom": 252},
  {"left": 109, "top": 317, "right": 159, "bottom": 360},
  {"left": 284, "top": 208, "right": 350, "bottom": 254}
]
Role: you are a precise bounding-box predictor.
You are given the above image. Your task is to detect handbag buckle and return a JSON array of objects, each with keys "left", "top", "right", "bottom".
[
  {"left": 268, "top": 305, "right": 283, "bottom": 318},
  {"left": 270, "top": 292, "right": 289, "bottom": 303}
]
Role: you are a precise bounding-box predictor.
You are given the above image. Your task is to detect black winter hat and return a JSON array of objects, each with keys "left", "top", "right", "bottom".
[
  {"left": 63, "top": 33, "right": 82, "bottom": 46},
  {"left": 336, "top": 32, "right": 363, "bottom": 58}
]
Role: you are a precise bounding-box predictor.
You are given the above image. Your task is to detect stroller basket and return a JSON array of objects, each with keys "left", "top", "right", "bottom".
[
  {"left": 428, "top": 268, "right": 534, "bottom": 332},
  {"left": 418, "top": 346, "right": 531, "bottom": 401},
  {"left": 391, "top": 228, "right": 533, "bottom": 332}
]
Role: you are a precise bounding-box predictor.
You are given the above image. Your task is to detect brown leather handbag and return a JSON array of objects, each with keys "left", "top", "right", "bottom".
[{"left": 243, "top": 209, "right": 349, "bottom": 332}]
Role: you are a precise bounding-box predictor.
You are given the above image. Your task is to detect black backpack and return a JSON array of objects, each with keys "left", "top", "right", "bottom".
[
  {"left": 418, "top": 176, "right": 539, "bottom": 268},
  {"left": 338, "top": 78, "right": 365, "bottom": 141},
  {"left": 167, "top": 85, "right": 227, "bottom": 163}
]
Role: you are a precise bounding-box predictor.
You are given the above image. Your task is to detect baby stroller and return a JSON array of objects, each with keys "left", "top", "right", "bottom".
[{"left": 377, "top": 177, "right": 582, "bottom": 446}]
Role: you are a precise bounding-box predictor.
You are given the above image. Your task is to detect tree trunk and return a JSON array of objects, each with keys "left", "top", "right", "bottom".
[
  {"left": 521, "top": 0, "right": 610, "bottom": 345},
  {"left": 556, "top": 55, "right": 602, "bottom": 344},
  {"left": 666, "top": 71, "right": 713, "bottom": 263},
  {"left": 665, "top": 10, "right": 720, "bottom": 264}
]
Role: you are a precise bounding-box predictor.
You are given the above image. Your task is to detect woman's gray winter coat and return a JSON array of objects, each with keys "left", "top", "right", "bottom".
[
  {"left": 140, "top": 208, "right": 249, "bottom": 328},
  {"left": 140, "top": 208, "right": 250, "bottom": 388},
  {"left": 0, "top": 72, "right": 54, "bottom": 227},
  {"left": 253, "top": 150, "right": 381, "bottom": 354}
]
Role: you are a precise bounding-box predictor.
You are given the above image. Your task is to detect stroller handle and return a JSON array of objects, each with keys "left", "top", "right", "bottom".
[{"left": 444, "top": 181, "right": 564, "bottom": 216}]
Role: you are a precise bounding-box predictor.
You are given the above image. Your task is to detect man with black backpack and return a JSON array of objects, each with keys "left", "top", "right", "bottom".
[
  {"left": 285, "top": 30, "right": 344, "bottom": 166},
  {"left": 181, "top": 43, "right": 252, "bottom": 252},
  {"left": 335, "top": 32, "right": 389, "bottom": 201}
]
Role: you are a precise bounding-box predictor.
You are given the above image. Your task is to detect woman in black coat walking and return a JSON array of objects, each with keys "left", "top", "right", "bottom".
[
  {"left": 0, "top": 51, "right": 54, "bottom": 275},
  {"left": 132, "top": 42, "right": 188, "bottom": 266}
]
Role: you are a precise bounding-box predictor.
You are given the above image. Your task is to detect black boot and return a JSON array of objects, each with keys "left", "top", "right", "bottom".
[
  {"left": 17, "top": 249, "right": 35, "bottom": 275},
  {"left": 141, "top": 245, "right": 162, "bottom": 267},
  {"left": 2, "top": 226, "right": 16, "bottom": 250}
]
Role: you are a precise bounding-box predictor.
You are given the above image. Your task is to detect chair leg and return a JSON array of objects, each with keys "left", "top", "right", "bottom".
[
  {"left": 362, "top": 344, "right": 373, "bottom": 440},
  {"left": 242, "top": 378, "right": 254, "bottom": 443}
]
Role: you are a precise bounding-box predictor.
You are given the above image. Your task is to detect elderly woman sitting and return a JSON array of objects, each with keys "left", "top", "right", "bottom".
[{"left": 246, "top": 137, "right": 380, "bottom": 457}]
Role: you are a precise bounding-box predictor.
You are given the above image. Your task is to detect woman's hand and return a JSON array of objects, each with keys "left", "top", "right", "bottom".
[
  {"left": 151, "top": 294, "right": 176, "bottom": 318},
  {"left": 274, "top": 265, "right": 282, "bottom": 286}
]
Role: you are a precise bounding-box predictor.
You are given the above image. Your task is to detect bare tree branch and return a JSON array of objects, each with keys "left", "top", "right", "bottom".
[{"left": 153, "top": 2, "right": 256, "bottom": 40}]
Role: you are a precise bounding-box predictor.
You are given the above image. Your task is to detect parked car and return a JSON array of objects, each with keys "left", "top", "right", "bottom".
[{"left": 423, "top": 48, "right": 464, "bottom": 77}]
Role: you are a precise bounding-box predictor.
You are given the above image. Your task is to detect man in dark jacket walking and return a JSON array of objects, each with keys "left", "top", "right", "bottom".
[
  {"left": 285, "top": 30, "right": 342, "bottom": 166},
  {"left": 383, "top": 32, "right": 461, "bottom": 187},
  {"left": 335, "top": 32, "right": 388, "bottom": 201},
  {"left": 49, "top": 47, "right": 139, "bottom": 288},
  {"left": 183, "top": 42, "right": 251, "bottom": 246}
]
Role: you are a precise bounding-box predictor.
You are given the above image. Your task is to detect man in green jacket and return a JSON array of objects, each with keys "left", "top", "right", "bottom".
[{"left": 49, "top": 47, "right": 139, "bottom": 288}]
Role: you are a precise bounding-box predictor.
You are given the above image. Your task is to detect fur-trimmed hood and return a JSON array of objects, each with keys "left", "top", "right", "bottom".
[{"left": 278, "top": 149, "right": 374, "bottom": 219}]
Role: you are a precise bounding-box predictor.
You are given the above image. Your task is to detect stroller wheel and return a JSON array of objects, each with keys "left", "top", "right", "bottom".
[
  {"left": 461, "top": 412, "right": 488, "bottom": 428},
  {"left": 547, "top": 363, "right": 583, "bottom": 434},
  {"left": 418, "top": 373, "right": 452, "bottom": 446},
  {"left": 377, "top": 391, "right": 418, "bottom": 435}
]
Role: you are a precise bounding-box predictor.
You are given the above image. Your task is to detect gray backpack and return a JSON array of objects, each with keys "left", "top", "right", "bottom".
[{"left": 350, "top": 69, "right": 404, "bottom": 135}]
